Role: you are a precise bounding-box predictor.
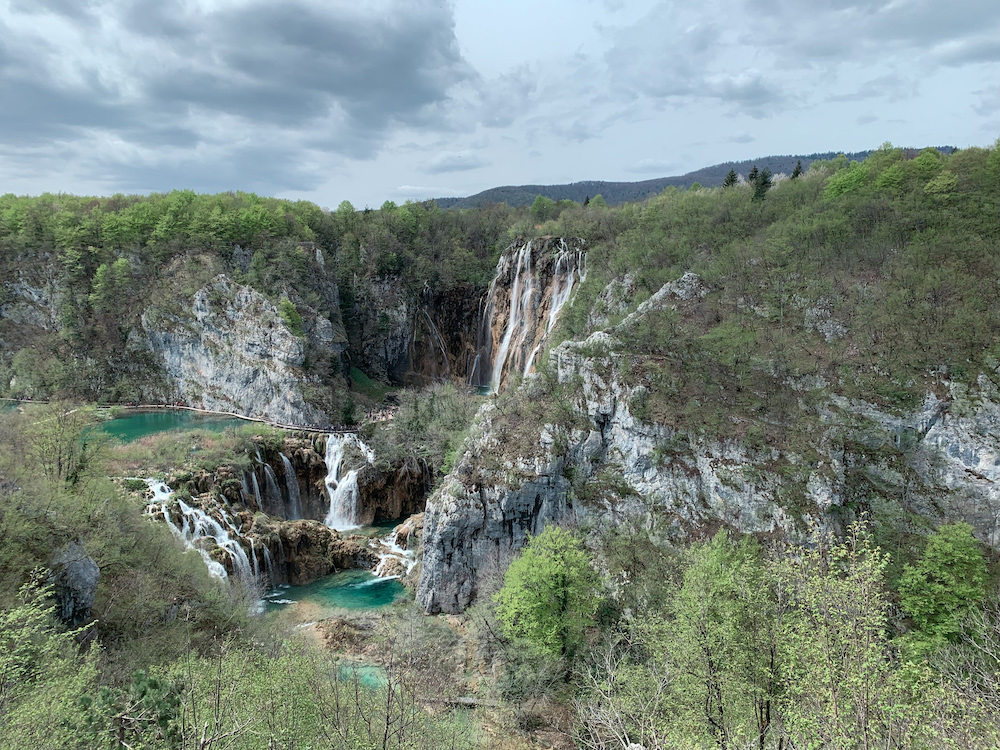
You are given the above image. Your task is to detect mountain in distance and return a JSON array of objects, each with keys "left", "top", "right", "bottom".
[{"left": 433, "top": 147, "right": 956, "bottom": 208}]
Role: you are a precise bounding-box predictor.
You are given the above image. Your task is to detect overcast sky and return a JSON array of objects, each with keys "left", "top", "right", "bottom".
[{"left": 1, "top": 0, "right": 998, "bottom": 208}]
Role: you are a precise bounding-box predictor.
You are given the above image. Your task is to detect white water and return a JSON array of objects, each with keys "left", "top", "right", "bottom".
[
  {"left": 479, "top": 241, "right": 587, "bottom": 390},
  {"left": 323, "top": 434, "right": 376, "bottom": 530},
  {"left": 263, "top": 464, "right": 282, "bottom": 517},
  {"left": 279, "top": 453, "right": 302, "bottom": 519},
  {"left": 373, "top": 527, "right": 418, "bottom": 579},
  {"left": 490, "top": 242, "right": 534, "bottom": 393},
  {"left": 145, "top": 480, "right": 253, "bottom": 583}
]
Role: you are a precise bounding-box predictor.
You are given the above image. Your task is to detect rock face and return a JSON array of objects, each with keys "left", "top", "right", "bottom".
[
  {"left": 249, "top": 517, "right": 376, "bottom": 585},
  {"left": 49, "top": 542, "right": 100, "bottom": 626},
  {"left": 355, "top": 456, "right": 433, "bottom": 525},
  {"left": 417, "top": 270, "right": 1000, "bottom": 614},
  {"left": 348, "top": 277, "right": 483, "bottom": 386},
  {"left": 469, "top": 238, "right": 587, "bottom": 392},
  {"left": 142, "top": 275, "right": 323, "bottom": 424}
]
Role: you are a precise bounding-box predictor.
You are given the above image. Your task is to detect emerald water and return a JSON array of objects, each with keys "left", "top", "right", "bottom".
[
  {"left": 263, "top": 569, "right": 406, "bottom": 614},
  {"left": 99, "top": 410, "right": 247, "bottom": 443}
]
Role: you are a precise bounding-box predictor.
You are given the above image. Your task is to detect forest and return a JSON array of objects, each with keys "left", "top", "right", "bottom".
[{"left": 2, "top": 142, "right": 1000, "bottom": 748}]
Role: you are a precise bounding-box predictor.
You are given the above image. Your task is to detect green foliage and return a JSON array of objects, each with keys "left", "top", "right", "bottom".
[
  {"left": 899, "top": 522, "right": 987, "bottom": 653},
  {"left": 752, "top": 167, "right": 773, "bottom": 202},
  {"left": 277, "top": 296, "right": 304, "bottom": 336},
  {"left": 530, "top": 194, "right": 557, "bottom": 222},
  {"left": 0, "top": 581, "right": 100, "bottom": 749},
  {"left": 824, "top": 160, "right": 871, "bottom": 198},
  {"left": 723, "top": 168, "right": 738, "bottom": 188},
  {"left": 364, "top": 384, "right": 479, "bottom": 479},
  {"left": 494, "top": 526, "right": 598, "bottom": 658}
]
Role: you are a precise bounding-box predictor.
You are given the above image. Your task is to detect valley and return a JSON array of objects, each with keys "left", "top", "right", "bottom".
[{"left": 3, "top": 145, "right": 1000, "bottom": 748}]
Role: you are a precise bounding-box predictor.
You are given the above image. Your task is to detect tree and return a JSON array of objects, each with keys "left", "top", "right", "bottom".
[
  {"left": 723, "top": 169, "right": 738, "bottom": 188},
  {"left": 791, "top": 160, "right": 803, "bottom": 179},
  {"left": 752, "top": 168, "right": 773, "bottom": 202},
  {"left": 899, "top": 522, "right": 986, "bottom": 654},
  {"left": 747, "top": 165, "right": 759, "bottom": 183},
  {"left": 493, "top": 526, "right": 598, "bottom": 658},
  {"left": 530, "top": 194, "right": 557, "bottom": 222},
  {"left": 278, "top": 297, "right": 304, "bottom": 337},
  {"left": 589, "top": 194, "right": 607, "bottom": 208}
]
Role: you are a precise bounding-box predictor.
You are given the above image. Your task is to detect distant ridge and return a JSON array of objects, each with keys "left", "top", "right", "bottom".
[{"left": 432, "top": 148, "right": 955, "bottom": 208}]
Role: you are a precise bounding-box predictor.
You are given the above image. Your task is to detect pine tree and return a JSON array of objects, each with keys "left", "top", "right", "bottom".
[
  {"left": 791, "top": 160, "right": 803, "bottom": 179},
  {"left": 748, "top": 165, "right": 759, "bottom": 183},
  {"left": 723, "top": 169, "right": 738, "bottom": 188},
  {"left": 752, "top": 168, "right": 773, "bottom": 202}
]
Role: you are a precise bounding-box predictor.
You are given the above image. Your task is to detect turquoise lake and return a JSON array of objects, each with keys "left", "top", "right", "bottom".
[
  {"left": 263, "top": 569, "right": 406, "bottom": 614},
  {"left": 99, "top": 410, "right": 248, "bottom": 443}
]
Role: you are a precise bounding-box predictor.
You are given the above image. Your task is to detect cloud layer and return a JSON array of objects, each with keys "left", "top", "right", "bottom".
[{"left": 0, "top": 0, "right": 997, "bottom": 204}]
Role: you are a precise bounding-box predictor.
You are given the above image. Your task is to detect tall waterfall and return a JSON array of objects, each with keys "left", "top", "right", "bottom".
[
  {"left": 324, "top": 434, "right": 376, "bottom": 531},
  {"left": 279, "top": 453, "right": 302, "bottom": 520},
  {"left": 470, "top": 239, "right": 586, "bottom": 393}
]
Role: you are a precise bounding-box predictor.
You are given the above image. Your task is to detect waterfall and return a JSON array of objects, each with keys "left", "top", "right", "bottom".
[
  {"left": 324, "top": 434, "right": 376, "bottom": 530},
  {"left": 279, "top": 453, "right": 302, "bottom": 520},
  {"left": 250, "top": 472, "right": 263, "bottom": 510},
  {"left": 421, "top": 308, "right": 451, "bottom": 382},
  {"left": 373, "top": 528, "right": 418, "bottom": 579},
  {"left": 472, "top": 240, "right": 586, "bottom": 392},
  {"left": 490, "top": 242, "right": 534, "bottom": 393},
  {"left": 263, "top": 464, "right": 283, "bottom": 519},
  {"left": 146, "top": 480, "right": 253, "bottom": 583}
]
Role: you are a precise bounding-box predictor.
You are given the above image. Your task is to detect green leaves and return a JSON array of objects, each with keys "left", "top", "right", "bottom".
[
  {"left": 494, "top": 526, "right": 598, "bottom": 658},
  {"left": 899, "top": 522, "right": 986, "bottom": 653}
]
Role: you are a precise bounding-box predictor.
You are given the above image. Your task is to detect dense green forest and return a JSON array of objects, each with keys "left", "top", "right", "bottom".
[{"left": 3, "top": 142, "right": 1000, "bottom": 747}]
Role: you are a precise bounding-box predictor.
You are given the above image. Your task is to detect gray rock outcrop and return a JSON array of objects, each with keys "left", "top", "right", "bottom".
[
  {"left": 49, "top": 542, "right": 99, "bottom": 626},
  {"left": 142, "top": 275, "right": 322, "bottom": 424}
]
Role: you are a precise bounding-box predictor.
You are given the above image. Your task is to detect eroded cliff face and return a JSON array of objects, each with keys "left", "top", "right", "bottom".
[
  {"left": 141, "top": 275, "right": 324, "bottom": 424},
  {"left": 469, "top": 238, "right": 587, "bottom": 392},
  {"left": 416, "top": 271, "right": 1000, "bottom": 614}
]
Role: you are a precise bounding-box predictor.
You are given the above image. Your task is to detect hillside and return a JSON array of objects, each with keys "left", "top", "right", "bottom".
[{"left": 432, "top": 147, "right": 956, "bottom": 208}]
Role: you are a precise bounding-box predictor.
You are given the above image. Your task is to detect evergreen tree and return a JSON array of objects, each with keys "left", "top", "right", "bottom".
[
  {"left": 747, "top": 165, "right": 759, "bottom": 183},
  {"left": 791, "top": 160, "right": 803, "bottom": 179},
  {"left": 723, "top": 169, "right": 738, "bottom": 188},
  {"left": 752, "top": 168, "right": 773, "bottom": 202}
]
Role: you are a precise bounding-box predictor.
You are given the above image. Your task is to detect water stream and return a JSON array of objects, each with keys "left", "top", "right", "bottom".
[
  {"left": 470, "top": 241, "right": 586, "bottom": 393},
  {"left": 324, "top": 434, "right": 376, "bottom": 530}
]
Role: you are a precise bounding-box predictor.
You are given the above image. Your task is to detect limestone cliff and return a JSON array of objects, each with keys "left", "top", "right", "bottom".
[
  {"left": 141, "top": 275, "right": 324, "bottom": 424},
  {"left": 417, "top": 271, "right": 1000, "bottom": 613}
]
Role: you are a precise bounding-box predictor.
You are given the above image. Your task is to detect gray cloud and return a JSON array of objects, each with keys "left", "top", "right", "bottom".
[
  {"left": 974, "top": 86, "right": 1000, "bottom": 115},
  {"left": 856, "top": 114, "right": 879, "bottom": 125},
  {"left": 827, "top": 74, "right": 911, "bottom": 103},
  {"left": 0, "top": 0, "right": 473, "bottom": 191},
  {"left": 423, "top": 150, "right": 491, "bottom": 174}
]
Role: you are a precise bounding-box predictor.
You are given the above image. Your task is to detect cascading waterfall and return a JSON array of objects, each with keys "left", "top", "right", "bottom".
[
  {"left": 373, "top": 529, "right": 418, "bottom": 579},
  {"left": 279, "top": 453, "right": 302, "bottom": 520},
  {"left": 470, "top": 240, "right": 587, "bottom": 393},
  {"left": 490, "top": 242, "right": 534, "bottom": 393},
  {"left": 145, "top": 480, "right": 253, "bottom": 583},
  {"left": 324, "top": 434, "right": 376, "bottom": 530},
  {"left": 263, "top": 464, "right": 283, "bottom": 518}
]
